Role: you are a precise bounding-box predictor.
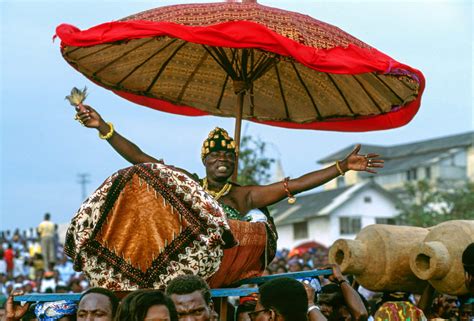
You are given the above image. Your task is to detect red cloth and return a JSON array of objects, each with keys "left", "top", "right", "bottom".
[
  {"left": 55, "top": 19, "right": 425, "bottom": 132},
  {"left": 4, "top": 248, "right": 14, "bottom": 272}
]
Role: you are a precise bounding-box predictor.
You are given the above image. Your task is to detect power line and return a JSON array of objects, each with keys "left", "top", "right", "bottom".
[{"left": 77, "top": 173, "right": 91, "bottom": 200}]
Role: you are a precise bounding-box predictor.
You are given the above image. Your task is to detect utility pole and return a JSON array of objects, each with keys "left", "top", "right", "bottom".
[{"left": 77, "top": 173, "right": 91, "bottom": 200}]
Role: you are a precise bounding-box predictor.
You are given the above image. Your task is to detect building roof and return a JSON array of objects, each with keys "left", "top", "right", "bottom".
[
  {"left": 270, "top": 181, "right": 397, "bottom": 226},
  {"left": 318, "top": 131, "right": 474, "bottom": 164}
]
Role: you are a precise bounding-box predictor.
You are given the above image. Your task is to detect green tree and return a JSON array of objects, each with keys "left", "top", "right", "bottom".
[
  {"left": 397, "top": 180, "right": 474, "bottom": 227},
  {"left": 237, "top": 135, "right": 275, "bottom": 186},
  {"left": 438, "top": 182, "right": 474, "bottom": 220}
]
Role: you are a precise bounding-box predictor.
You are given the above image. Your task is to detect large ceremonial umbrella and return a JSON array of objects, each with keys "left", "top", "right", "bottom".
[{"left": 56, "top": 0, "right": 425, "bottom": 178}]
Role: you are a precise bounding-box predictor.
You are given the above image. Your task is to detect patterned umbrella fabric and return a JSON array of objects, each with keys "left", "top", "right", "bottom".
[{"left": 56, "top": 1, "right": 424, "bottom": 132}]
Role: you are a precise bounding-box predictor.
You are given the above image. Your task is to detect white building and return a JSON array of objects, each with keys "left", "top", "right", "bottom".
[
  {"left": 270, "top": 181, "right": 399, "bottom": 249},
  {"left": 318, "top": 131, "right": 474, "bottom": 192}
]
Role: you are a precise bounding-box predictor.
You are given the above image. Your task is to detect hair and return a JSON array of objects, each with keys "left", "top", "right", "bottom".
[
  {"left": 165, "top": 275, "right": 212, "bottom": 305},
  {"left": 318, "top": 284, "right": 345, "bottom": 307},
  {"left": 44, "top": 213, "right": 51, "bottom": 220},
  {"left": 462, "top": 243, "right": 474, "bottom": 275},
  {"left": 259, "top": 277, "right": 308, "bottom": 321},
  {"left": 236, "top": 301, "right": 257, "bottom": 318},
  {"left": 79, "top": 287, "right": 120, "bottom": 317},
  {"left": 115, "top": 289, "right": 178, "bottom": 321}
]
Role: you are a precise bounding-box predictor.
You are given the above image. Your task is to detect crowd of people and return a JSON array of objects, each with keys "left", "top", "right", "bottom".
[
  {"left": 0, "top": 217, "right": 89, "bottom": 299},
  {"left": 0, "top": 222, "right": 473, "bottom": 321}
]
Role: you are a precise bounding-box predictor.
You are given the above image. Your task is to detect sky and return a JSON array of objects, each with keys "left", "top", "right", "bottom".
[{"left": 0, "top": 0, "right": 472, "bottom": 230}]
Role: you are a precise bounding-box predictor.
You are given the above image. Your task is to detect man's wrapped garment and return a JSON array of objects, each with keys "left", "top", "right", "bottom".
[{"left": 65, "top": 163, "right": 277, "bottom": 290}]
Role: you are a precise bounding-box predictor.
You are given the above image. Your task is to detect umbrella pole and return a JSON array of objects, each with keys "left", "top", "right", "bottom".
[{"left": 232, "top": 91, "right": 245, "bottom": 182}]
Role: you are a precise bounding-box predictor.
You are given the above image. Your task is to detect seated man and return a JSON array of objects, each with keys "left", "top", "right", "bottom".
[
  {"left": 77, "top": 287, "right": 119, "bottom": 321},
  {"left": 69, "top": 106, "right": 383, "bottom": 291},
  {"left": 166, "top": 275, "right": 214, "bottom": 321}
]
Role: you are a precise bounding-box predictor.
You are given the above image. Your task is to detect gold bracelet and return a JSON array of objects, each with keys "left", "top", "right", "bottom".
[
  {"left": 335, "top": 160, "right": 345, "bottom": 176},
  {"left": 283, "top": 177, "right": 296, "bottom": 204},
  {"left": 99, "top": 122, "right": 114, "bottom": 140}
]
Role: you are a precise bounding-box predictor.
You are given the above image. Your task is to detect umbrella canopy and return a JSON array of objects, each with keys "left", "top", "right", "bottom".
[{"left": 56, "top": 1, "right": 424, "bottom": 132}]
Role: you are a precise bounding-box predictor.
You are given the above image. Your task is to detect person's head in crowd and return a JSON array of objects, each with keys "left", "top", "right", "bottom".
[
  {"left": 77, "top": 287, "right": 119, "bottom": 321},
  {"left": 288, "top": 259, "right": 303, "bottom": 273},
  {"left": 44, "top": 213, "right": 51, "bottom": 221},
  {"left": 24, "top": 281, "right": 35, "bottom": 293},
  {"left": 302, "top": 265, "right": 312, "bottom": 271},
  {"left": 250, "top": 277, "right": 308, "bottom": 321},
  {"left": 459, "top": 298, "right": 473, "bottom": 321},
  {"left": 35, "top": 300, "right": 77, "bottom": 321},
  {"left": 275, "top": 266, "right": 287, "bottom": 274},
  {"left": 69, "top": 279, "right": 83, "bottom": 293},
  {"left": 236, "top": 295, "right": 257, "bottom": 321},
  {"left": 430, "top": 294, "right": 458, "bottom": 320},
  {"left": 462, "top": 242, "right": 474, "bottom": 294},
  {"left": 115, "top": 289, "right": 178, "bottom": 321},
  {"left": 320, "top": 281, "right": 370, "bottom": 321},
  {"left": 166, "top": 275, "right": 213, "bottom": 321},
  {"left": 318, "top": 284, "right": 349, "bottom": 321},
  {"left": 15, "top": 275, "right": 25, "bottom": 284},
  {"left": 56, "top": 285, "right": 70, "bottom": 293}
]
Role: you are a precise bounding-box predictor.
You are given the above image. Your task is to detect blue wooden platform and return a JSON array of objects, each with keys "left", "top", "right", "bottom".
[{"left": 14, "top": 269, "right": 332, "bottom": 302}]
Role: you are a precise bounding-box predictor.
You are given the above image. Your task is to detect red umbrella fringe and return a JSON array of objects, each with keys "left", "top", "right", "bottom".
[{"left": 55, "top": 20, "right": 425, "bottom": 132}]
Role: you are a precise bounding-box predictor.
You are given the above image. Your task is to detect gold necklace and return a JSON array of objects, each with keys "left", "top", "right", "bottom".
[{"left": 202, "top": 177, "right": 232, "bottom": 201}]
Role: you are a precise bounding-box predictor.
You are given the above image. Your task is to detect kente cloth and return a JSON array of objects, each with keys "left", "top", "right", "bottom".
[
  {"left": 207, "top": 219, "right": 269, "bottom": 288},
  {"left": 65, "top": 163, "right": 237, "bottom": 291},
  {"left": 207, "top": 203, "right": 278, "bottom": 288},
  {"left": 374, "top": 301, "right": 427, "bottom": 321}
]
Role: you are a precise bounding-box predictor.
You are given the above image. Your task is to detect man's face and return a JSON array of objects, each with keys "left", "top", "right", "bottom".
[
  {"left": 145, "top": 305, "right": 171, "bottom": 321},
  {"left": 170, "top": 291, "right": 211, "bottom": 321},
  {"left": 248, "top": 300, "right": 271, "bottom": 321},
  {"left": 237, "top": 311, "right": 251, "bottom": 321},
  {"left": 318, "top": 294, "right": 336, "bottom": 319},
  {"left": 318, "top": 302, "right": 333, "bottom": 319},
  {"left": 204, "top": 151, "right": 235, "bottom": 181},
  {"left": 77, "top": 293, "right": 113, "bottom": 321},
  {"left": 437, "top": 295, "right": 458, "bottom": 318}
]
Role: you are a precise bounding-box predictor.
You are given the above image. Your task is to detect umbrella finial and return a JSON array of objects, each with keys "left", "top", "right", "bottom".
[{"left": 225, "top": 0, "right": 257, "bottom": 3}]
